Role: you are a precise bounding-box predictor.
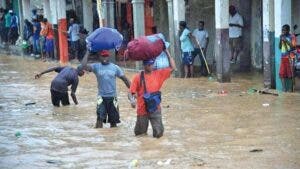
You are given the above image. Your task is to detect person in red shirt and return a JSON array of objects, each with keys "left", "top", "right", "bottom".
[
  {"left": 129, "top": 50, "right": 176, "bottom": 138},
  {"left": 43, "top": 18, "right": 55, "bottom": 60}
]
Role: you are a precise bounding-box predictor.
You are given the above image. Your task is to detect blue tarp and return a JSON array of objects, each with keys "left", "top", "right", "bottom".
[{"left": 86, "top": 27, "right": 123, "bottom": 52}]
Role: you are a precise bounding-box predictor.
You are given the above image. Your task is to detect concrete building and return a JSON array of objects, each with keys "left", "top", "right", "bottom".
[
  {"left": 7, "top": 0, "right": 300, "bottom": 91},
  {"left": 134, "top": 0, "right": 299, "bottom": 90}
]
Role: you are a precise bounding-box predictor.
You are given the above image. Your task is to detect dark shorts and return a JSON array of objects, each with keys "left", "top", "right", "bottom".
[
  {"left": 50, "top": 89, "right": 70, "bottom": 107},
  {"left": 70, "top": 40, "right": 80, "bottom": 59},
  {"left": 3, "top": 27, "right": 10, "bottom": 42},
  {"left": 134, "top": 110, "right": 164, "bottom": 138},
  {"left": 182, "top": 52, "right": 193, "bottom": 65},
  {"left": 193, "top": 48, "right": 206, "bottom": 63},
  {"left": 229, "top": 37, "right": 242, "bottom": 51},
  {"left": 71, "top": 40, "right": 79, "bottom": 51},
  {"left": 193, "top": 48, "right": 208, "bottom": 75},
  {"left": 96, "top": 97, "right": 120, "bottom": 124}
]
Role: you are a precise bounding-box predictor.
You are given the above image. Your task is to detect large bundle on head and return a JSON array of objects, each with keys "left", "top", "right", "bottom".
[
  {"left": 147, "top": 33, "right": 170, "bottom": 69},
  {"left": 86, "top": 27, "right": 123, "bottom": 52},
  {"left": 125, "top": 36, "right": 165, "bottom": 61}
]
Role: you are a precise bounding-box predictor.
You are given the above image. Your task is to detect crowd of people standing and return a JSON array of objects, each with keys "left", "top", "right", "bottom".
[
  {"left": 0, "top": 8, "right": 19, "bottom": 46},
  {"left": 1, "top": 7, "right": 87, "bottom": 62}
]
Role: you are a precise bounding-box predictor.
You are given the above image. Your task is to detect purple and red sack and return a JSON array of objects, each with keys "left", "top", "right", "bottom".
[{"left": 125, "top": 36, "right": 165, "bottom": 61}]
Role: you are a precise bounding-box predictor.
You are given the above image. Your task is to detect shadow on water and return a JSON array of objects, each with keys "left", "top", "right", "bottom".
[{"left": 0, "top": 54, "right": 299, "bottom": 168}]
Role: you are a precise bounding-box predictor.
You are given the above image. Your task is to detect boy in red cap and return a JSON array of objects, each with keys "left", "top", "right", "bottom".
[
  {"left": 81, "top": 50, "right": 131, "bottom": 128},
  {"left": 129, "top": 50, "right": 176, "bottom": 138}
]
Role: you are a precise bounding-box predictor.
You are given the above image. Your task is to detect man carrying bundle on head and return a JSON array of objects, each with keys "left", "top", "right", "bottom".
[
  {"left": 81, "top": 50, "right": 131, "bottom": 128},
  {"left": 128, "top": 49, "right": 176, "bottom": 138},
  {"left": 82, "top": 27, "right": 131, "bottom": 128}
]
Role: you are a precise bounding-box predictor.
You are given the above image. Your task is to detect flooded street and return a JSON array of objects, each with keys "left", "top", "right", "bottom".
[{"left": 0, "top": 54, "right": 299, "bottom": 169}]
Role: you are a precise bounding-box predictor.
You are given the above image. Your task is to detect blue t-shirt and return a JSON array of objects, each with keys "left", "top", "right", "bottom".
[
  {"left": 91, "top": 63, "right": 124, "bottom": 97},
  {"left": 180, "top": 28, "right": 194, "bottom": 52},
  {"left": 10, "top": 15, "right": 18, "bottom": 28},
  {"left": 51, "top": 67, "right": 79, "bottom": 93},
  {"left": 33, "top": 22, "right": 41, "bottom": 40}
]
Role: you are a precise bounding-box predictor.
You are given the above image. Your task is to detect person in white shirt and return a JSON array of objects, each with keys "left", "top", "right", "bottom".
[
  {"left": 68, "top": 18, "right": 80, "bottom": 60},
  {"left": 192, "top": 21, "right": 209, "bottom": 76},
  {"left": 229, "top": 5, "right": 243, "bottom": 64}
]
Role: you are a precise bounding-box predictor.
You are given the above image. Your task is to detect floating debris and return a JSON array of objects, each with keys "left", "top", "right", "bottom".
[
  {"left": 157, "top": 159, "right": 172, "bottom": 166},
  {"left": 218, "top": 90, "right": 228, "bottom": 96},
  {"left": 46, "top": 160, "right": 63, "bottom": 165},
  {"left": 250, "top": 149, "right": 263, "bottom": 153},
  {"left": 247, "top": 88, "right": 279, "bottom": 96},
  {"left": 129, "top": 159, "right": 138, "bottom": 168},
  {"left": 15, "top": 131, "right": 21, "bottom": 138},
  {"left": 25, "top": 102, "right": 36, "bottom": 106},
  {"left": 262, "top": 103, "right": 270, "bottom": 107}
]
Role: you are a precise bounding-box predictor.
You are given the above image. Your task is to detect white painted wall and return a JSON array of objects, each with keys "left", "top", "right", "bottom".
[
  {"left": 292, "top": 0, "right": 300, "bottom": 42},
  {"left": 43, "top": 0, "right": 51, "bottom": 22},
  {"left": 57, "top": 0, "right": 66, "bottom": 19},
  {"left": 22, "top": 0, "right": 31, "bottom": 20},
  {"left": 49, "top": 0, "right": 58, "bottom": 24},
  {"left": 0, "top": 0, "right": 6, "bottom": 8},
  {"left": 274, "top": 0, "right": 291, "bottom": 38},
  {"left": 173, "top": 0, "right": 185, "bottom": 33},
  {"left": 215, "top": 0, "right": 229, "bottom": 29},
  {"left": 132, "top": 0, "right": 145, "bottom": 37},
  {"left": 82, "top": 0, "right": 93, "bottom": 33}
]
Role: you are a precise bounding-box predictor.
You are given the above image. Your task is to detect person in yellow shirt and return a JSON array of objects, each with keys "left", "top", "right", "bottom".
[{"left": 279, "top": 24, "right": 296, "bottom": 92}]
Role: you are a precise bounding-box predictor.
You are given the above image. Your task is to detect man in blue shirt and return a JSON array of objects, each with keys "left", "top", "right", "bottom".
[
  {"left": 32, "top": 18, "right": 41, "bottom": 56},
  {"left": 8, "top": 11, "right": 19, "bottom": 45},
  {"left": 179, "top": 21, "right": 195, "bottom": 78},
  {"left": 35, "top": 66, "right": 85, "bottom": 107},
  {"left": 81, "top": 50, "right": 131, "bottom": 128}
]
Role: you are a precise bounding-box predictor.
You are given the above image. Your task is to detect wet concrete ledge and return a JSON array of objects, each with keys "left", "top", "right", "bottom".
[{"left": 0, "top": 44, "right": 24, "bottom": 56}]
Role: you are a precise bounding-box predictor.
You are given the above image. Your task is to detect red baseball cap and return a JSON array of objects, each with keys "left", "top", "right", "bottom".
[{"left": 99, "top": 50, "right": 110, "bottom": 57}]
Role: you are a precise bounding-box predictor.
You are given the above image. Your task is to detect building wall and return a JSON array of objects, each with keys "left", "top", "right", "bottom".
[
  {"left": 186, "top": 0, "right": 215, "bottom": 65},
  {"left": 153, "top": 0, "right": 169, "bottom": 41},
  {"left": 186, "top": 0, "right": 253, "bottom": 71},
  {"left": 292, "top": 0, "right": 300, "bottom": 42},
  {"left": 251, "top": 0, "right": 263, "bottom": 69}
]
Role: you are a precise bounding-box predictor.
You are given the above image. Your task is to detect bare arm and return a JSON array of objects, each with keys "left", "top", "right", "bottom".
[
  {"left": 81, "top": 52, "right": 93, "bottom": 72},
  {"left": 128, "top": 92, "right": 136, "bottom": 108},
  {"left": 165, "top": 49, "right": 176, "bottom": 72},
  {"left": 279, "top": 35, "right": 293, "bottom": 50},
  {"left": 35, "top": 66, "right": 61, "bottom": 79},
  {"left": 205, "top": 37, "right": 209, "bottom": 50},
  {"left": 70, "top": 79, "right": 79, "bottom": 105},
  {"left": 120, "top": 75, "right": 131, "bottom": 89},
  {"left": 188, "top": 33, "right": 197, "bottom": 46},
  {"left": 71, "top": 92, "right": 78, "bottom": 105},
  {"left": 204, "top": 37, "right": 209, "bottom": 54}
]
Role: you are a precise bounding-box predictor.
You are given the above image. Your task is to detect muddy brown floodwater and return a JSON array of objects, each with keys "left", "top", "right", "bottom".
[{"left": 0, "top": 54, "right": 299, "bottom": 169}]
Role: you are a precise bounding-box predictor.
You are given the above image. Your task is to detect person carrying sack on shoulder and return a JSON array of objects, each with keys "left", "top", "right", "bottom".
[{"left": 129, "top": 50, "right": 176, "bottom": 138}]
